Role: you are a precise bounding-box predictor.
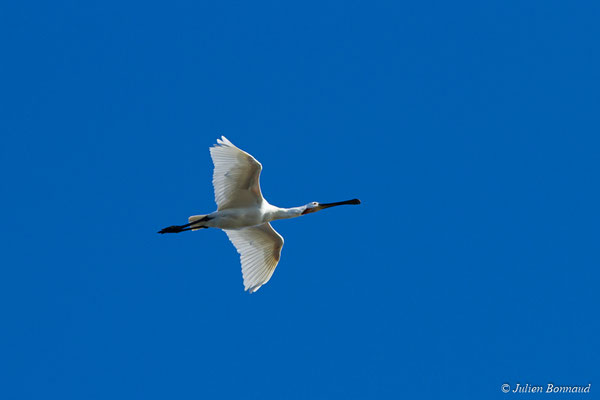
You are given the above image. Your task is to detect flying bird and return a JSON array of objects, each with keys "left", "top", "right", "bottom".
[{"left": 159, "top": 136, "right": 361, "bottom": 293}]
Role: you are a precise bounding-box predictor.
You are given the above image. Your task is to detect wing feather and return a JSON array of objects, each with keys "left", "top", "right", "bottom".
[
  {"left": 210, "top": 136, "right": 263, "bottom": 210},
  {"left": 224, "top": 223, "right": 284, "bottom": 293}
]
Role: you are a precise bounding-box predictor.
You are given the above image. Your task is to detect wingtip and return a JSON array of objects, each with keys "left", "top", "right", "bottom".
[
  {"left": 215, "top": 135, "right": 234, "bottom": 147},
  {"left": 246, "top": 284, "right": 262, "bottom": 294}
]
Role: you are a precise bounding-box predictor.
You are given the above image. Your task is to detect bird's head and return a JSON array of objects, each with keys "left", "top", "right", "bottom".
[{"left": 301, "top": 199, "right": 361, "bottom": 215}]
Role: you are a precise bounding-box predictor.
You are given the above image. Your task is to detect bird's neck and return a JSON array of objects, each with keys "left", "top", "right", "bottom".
[{"left": 270, "top": 206, "right": 304, "bottom": 221}]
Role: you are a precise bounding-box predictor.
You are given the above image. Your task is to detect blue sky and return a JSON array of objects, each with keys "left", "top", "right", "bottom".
[{"left": 1, "top": 1, "right": 598, "bottom": 399}]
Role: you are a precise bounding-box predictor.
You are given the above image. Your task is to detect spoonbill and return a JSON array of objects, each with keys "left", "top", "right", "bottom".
[{"left": 159, "top": 136, "right": 361, "bottom": 293}]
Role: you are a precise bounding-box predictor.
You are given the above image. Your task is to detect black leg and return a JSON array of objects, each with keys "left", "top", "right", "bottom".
[
  {"left": 179, "top": 226, "right": 208, "bottom": 232},
  {"left": 158, "top": 225, "right": 184, "bottom": 234},
  {"left": 158, "top": 216, "right": 211, "bottom": 234},
  {"left": 179, "top": 215, "right": 211, "bottom": 228}
]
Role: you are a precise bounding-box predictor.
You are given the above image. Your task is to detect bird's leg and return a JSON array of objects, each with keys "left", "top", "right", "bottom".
[
  {"left": 158, "top": 225, "right": 185, "bottom": 234},
  {"left": 179, "top": 226, "right": 208, "bottom": 232},
  {"left": 158, "top": 215, "right": 211, "bottom": 234},
  {"left": 179, "top": 215, "right": 211, "bottom": 228}
]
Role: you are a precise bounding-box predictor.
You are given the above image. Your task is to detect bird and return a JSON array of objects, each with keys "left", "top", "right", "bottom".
[{"left": 158, "top": 136, "right": 361, "bottom": 293}]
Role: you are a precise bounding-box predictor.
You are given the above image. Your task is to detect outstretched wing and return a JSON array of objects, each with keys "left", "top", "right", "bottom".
[
  {"left": 209, "top": 136, "right": 264, "bottom": 211},
  {"left": 224, "top": 223, "right": 284, "bottom": 293}
]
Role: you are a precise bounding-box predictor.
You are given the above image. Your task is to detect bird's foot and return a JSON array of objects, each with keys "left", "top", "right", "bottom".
[{"left": 158, "top": 225, "right": 184, "bottom": 234}]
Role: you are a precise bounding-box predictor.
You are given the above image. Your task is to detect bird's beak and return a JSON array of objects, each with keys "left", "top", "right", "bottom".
[
  {"left": 301, "top": 198, "right": 361, "bottom": 215},
  {"left": 319, "top": 198, "right": 361, "bottom": 209}
]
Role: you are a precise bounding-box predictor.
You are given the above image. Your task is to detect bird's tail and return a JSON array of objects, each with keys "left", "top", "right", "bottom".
[{"left": 188, "top": 215, "right": 208, "bottom": 231}]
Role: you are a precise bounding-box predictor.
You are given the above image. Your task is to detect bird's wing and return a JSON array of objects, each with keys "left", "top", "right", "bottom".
[
  {"left": 209, "top": 136, "right": 264, "bottom": 211},
  {"left": 224, "top": 223, "right": 284, "bottom": 293}
]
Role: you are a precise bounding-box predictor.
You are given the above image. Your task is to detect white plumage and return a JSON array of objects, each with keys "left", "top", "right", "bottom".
[
  {"left": 224, "top": 223, "right": 283, "bottom": 293},
  {"left": 159, "top": 136, "right": 361, "bottom": 293},
  {"left": 210, "top": 137, "right": 263, "bottom": 211}
]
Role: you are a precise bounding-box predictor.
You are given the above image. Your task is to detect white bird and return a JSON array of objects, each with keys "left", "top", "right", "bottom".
[{"left": 159, "top": 136, "right": 361, "bottom": 293}]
